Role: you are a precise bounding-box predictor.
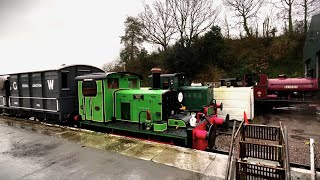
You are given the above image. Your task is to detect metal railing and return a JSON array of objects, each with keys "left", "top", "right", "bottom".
[
  {"left": 225, "top": 121, "right": 290, "bottom": 180},
  {"left": 239, "top": 142, "right": 283, "bottom": 162},
  {"left": 242, "top": 124, "right": 281, "bottom": 141},
  {"left": 236, "top": 161, "right": 285, "bottom": 180}
]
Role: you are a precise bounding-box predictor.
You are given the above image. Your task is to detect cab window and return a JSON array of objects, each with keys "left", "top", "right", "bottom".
[
  {"left": 128, "top": 78, "right": 137, "bottom": 88},
  {"left": 178, "top": 76, "right": 186, "bottom": 86},
  {"left": 62, "top": 72, "right": 69, "bottom": 89},
  {"left": 108, "top": 78, "right": 119, "bottom": 89},
  {"left": 163, "top": 78, "right": 169, "bottom": 89},
  {"left": 82, "top": 80, "right": 97, "bottom": 96}
]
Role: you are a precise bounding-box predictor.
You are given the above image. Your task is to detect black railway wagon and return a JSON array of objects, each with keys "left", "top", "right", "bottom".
[{"left": 0, "top": 64, "right": 104, "bottom": 123}]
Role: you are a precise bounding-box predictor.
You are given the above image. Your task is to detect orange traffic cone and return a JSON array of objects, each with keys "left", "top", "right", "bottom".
[{"left": 244, "top": 111, "right": 250, "bottom": 124}]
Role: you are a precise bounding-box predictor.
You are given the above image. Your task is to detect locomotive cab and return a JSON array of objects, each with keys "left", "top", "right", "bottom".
[
  {"left": 243, "top": 74, "right": 268, "bottom": 100},
  {"left": 148, "top": 71, "right": 217, "bottom": 113},
  {"left": 148, "top": 72, "right": 188, "bottom": 90}
]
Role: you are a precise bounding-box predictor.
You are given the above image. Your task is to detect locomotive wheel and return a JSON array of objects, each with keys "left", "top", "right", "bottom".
[{"left": 207, "top": 124, "right": 217, "bottom": 150}]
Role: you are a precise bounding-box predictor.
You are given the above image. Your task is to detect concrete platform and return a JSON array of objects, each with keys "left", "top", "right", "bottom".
[{"left": 0, "top": 116, "right": 226, "bottom": 179}]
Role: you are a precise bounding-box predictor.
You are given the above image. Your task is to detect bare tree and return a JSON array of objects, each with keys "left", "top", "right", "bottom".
[
  {"left": 254, "top": 21, "right": 259, "bottom": 37},
  {"left": 223, "top": 13, "right": 230, "bottom": 39},
  {"left": 223, "top": 0, "right": 264, "bottom": 37},
  {"left": 273, "top": 0, "right": 295, "bottom": 35},
  {"left": 284, "top": 0, "right": 294, "bottom": 34},
  {"left": 262, "top": 8, "right": 277, "bottom": 38},
  {"left": 263, "top": 16, "right": 271, "bottom": 38},
  {"left": 168, "top": 0, "right": 220, "bottom": 47},
  {"left": 139, "top": 1, "right": 176, "bottom": 50},
  {"left": 102, "top": 60, "right": 124, "bottom": 72},
  {"left": 298, "top": 0, "right": 317, "bottom": 34}
]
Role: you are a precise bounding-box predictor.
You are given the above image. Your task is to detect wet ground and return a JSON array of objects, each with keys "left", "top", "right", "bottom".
[
  {"left": 0, "top": 112, "right": 319, "bottom": 179},
  {"left": 216, "top": 108, "right": 320, "bottom": 169},
  {"left": 254, "top": 108, "right": 320, "bottom": 169},
  {"left": 0, "top": 115, "right": 218, "bottom": 180}
]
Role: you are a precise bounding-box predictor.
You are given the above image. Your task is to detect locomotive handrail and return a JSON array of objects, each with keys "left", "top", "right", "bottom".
[
  {"left": 225, "top": 121, "right": 237, "bottom": 180},
  {"left": 233, "top": 120, "right": 244, "bottom": 139},
  {"left": 138, "top": 110, "right": 148, "bottom": 130},
  {"left": 112, "top": 88, "right": 130, "bottom": 121},
  {"left": 280, "top": 122, "right": 291, "bottom": 180},
  {"left": 225, "top": 119, "right": 246, "bottom": 180}
]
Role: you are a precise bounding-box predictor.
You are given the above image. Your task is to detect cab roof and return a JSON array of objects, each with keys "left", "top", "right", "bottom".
[
  {"left": 148, "top": 73, "right": 185, "bottom": 78},
  {"left": 75, "top": 72, "right": 143, "bottom": 80}
]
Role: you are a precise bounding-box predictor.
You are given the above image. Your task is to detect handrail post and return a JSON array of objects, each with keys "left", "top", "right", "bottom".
[
  {"left": 310, "top": 138, "right": 316, "bottom": 180},
  {"left": 284, "top": 126, "right": 290, "bottom": 180},
  {"left": 138, "top": 110, "right": 147, "bottom": 130}
]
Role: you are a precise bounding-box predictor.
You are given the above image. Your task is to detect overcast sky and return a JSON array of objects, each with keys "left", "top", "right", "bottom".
[
  {"left": 0, "top": 0, "right": 152, "bottom": 75},
  {"left": 0, "top": 0, "right": 318, "bottom": 75}
]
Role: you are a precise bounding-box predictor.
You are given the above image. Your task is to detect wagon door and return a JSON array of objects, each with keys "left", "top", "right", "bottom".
[{"left": 81, "top": 80, "right": 104, "bottom": 122}]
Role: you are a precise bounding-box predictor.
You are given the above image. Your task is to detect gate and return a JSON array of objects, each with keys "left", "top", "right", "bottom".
[{"left": 225, "top": 121, "right": 290, "bottom": 180}]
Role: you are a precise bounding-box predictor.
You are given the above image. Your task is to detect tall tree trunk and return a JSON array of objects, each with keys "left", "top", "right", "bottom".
[
  {"left": 288, "top": 1, "right": 293, "bottom": 35},
  {"left": 130, "top": 36, "right": 134, "bottom": 62},
  {"left": 243, "top": 16, "right": 252, "bottom": 37},
  {"left": 304, "top": 0, "right": 308, "bottom": 34}
]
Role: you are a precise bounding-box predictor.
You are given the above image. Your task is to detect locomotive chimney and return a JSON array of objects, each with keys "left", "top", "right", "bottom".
[{"left": 151, "top": 68, "right": 162, "bottom": 89}]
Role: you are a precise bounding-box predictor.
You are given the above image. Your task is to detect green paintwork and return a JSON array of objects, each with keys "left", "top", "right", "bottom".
[
  {"left": 115, "top": 89, "right": 164, "bottom": 123},
  {"left": 207, "top": 106, "right": 214, "bottom": 116},
  {"left": 92, "top": 80, "right": 104, "bottom": 122},
  {"left": 179, "top": 86, "right": 213, "bottom": 112},
  {"left": 168, "top": 119, "right": 186, "bottom": 128},
  {"left": 78, "top": 80, "right": 104, "bottom": 122},
  {"left": 75, "top": 71, "right": 222, "bottom": 146},
  {"left": 77, "top": 72, "right": 179, "bottom": 133},
  {"left": 78, "top": 73, "right": 142, "bottom": 123},
  {"left": 80, "top": 120, "right": 187, "bottom": 140},
  {"left": 153, "top": 122, "right": 167, "bottom": 131},
  {"left": 148, "top": 73, "right": 214, "bottom": 112}
]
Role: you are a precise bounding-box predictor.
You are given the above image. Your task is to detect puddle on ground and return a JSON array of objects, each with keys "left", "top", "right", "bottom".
[
  {"left": 152, "top": 147, "right": 215, "bottom": 173},
  {"left": 290, "top": 134, "right": 308, "bottom": 141},
  {"left": 120, "top": 142, "right": 165, "bottom": 160}
]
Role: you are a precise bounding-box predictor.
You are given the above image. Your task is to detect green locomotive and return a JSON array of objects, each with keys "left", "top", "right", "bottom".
[
  {"left": 75, "top": 69, "right": 228, "bottom": 151},
  {"left": 149, "top": 72, "right": 217, "bottom": 112}
]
